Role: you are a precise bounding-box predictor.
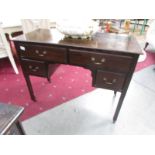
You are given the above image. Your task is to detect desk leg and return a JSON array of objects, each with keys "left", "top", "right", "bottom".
[
  {"left": 113, "top": 76, "right": 132, "bottom": 123},
  {"left": 113, "top": 56, "right": 139, "bottom": 123},
  {"left": 47, "top": 75, "right": 51, "bottom": 83},
  {"left": 113, "top": 90, "right": 127, "bottom": 123},
  {"left": 24, "top": 74, "right": 36, "bottom": 101},
  {"left": 144, "top": 42, "right": 149, "bottom": 50}
]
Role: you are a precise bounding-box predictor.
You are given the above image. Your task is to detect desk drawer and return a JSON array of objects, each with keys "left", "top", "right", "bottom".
[
  {"left": 94, "top": 70, "right": 125, "bottom": 91},
  {"left": 22, "top": 59, "right": 47, "bottom": 76},
  {"left": 19, "top": 44, "right": 67, "bottom": 63},
  {"left": 69, "top": 49, "right": 132, "bottom": 72}
]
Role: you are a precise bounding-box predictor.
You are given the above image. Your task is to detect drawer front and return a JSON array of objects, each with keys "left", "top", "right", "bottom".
[
  {"left": 94, "top": 70, "right": 125, "bottom": 91},
  {"left": 69, "top": 49, "right": 132, "bottom": 72},
  {"left": 22, "top": 59, "right": 47, "bottom": 76},
  {"left": 19, "top": 44, "right": 67, "bottom": 63}
]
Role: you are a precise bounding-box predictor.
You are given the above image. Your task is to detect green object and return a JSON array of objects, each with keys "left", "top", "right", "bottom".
[
  {"left": 140, "top": 19, "right": 148, "bottom": 35},
  {"left": 132, "top": 19, "right": 148, "bottom": 35},
  {"left": 132, "top": 20, "right": 138, "bottom": 32}
]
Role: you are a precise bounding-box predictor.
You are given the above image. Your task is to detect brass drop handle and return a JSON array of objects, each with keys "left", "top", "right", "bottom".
[
  {"left": 91, "top": 57, "right": 106, "bottom": 65},
  {"left": 91, "top": 57, "right": 102, "bottom": 65},
  {"left": 43, "top": 51, "right": 47, "bottom": 54},
  {"left": 29, "top": 65, "right": 39, "bottom": 72},
  {"left": 35, "top": 66, "right": 39, "bottom": 70},
  {"left": 35, "top": 50, "right": 47, "bottom": 57},
  {"left": 94, "top": 62, "right": 102, "bottom": 65},
  {"left": 103, "top": 78, "right": 117, "bottom": 85},
  {"left": 29, "top": 65, "right": 32, "bottom": 69}
]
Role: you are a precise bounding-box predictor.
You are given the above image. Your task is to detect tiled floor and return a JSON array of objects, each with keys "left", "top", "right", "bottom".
[{"left": 22, "top": 65, "right": 155, "bottom": 134}]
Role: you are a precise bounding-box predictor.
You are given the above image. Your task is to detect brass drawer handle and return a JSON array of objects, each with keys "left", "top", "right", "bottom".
[
  {"left": 94, "top": 62, "right": 102, "bottom": 65},
  {"left": 103, "top": 78, "right": 117, "bottom": 85},
  {"left": 43, "top": 51, "right": 47, "bottom": 54},
  {"left": 35, "top": 66, "right": 39, "bottom": 70},
  {"left": 91, "top": 57, "right": 106, "bottom": 65},
  {"left": 29, "top": 65, "right": 39, "bottom": 71},
  {"left": 35, "top": 50, "right": 47, "bottom": 57},
  {"left": 105, "top": 82, "right": 114, "bottom": 85},
  {"left": 38, "top": 54, "right": 44, "bottom": 57},
  {"left": 29, "top": 65, "right": 32, "bottom": 69}
]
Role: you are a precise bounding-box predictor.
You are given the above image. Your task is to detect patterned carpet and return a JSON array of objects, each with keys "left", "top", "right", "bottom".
[
  {"left": 0, "top": 59, "right": 94, "bottom": 121},
  {"left": 135, "top": 52, "right": 155, "bottom": 72}
]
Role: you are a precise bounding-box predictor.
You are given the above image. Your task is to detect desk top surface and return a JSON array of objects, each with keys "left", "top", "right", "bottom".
[
  {"left": 0, "top": 103, "right": 24, "bottom": 135},
  {"left": 13, "top": 29, "right": 143, "bottom": 55}
]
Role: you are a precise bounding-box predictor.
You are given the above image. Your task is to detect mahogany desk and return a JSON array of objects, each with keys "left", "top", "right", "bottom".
[{"left": 13, "top": 29, "right": 143, "bottom": 122}]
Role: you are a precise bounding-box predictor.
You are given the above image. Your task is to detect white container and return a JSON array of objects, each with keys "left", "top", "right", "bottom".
[{"left": 56, "top": 19, "right": 98, "bottom": 39}]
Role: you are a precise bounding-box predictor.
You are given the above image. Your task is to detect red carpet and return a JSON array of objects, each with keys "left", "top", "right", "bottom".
[
  {"left": 135, "top": 52, "right": 155, "bottom": 72},
  {"left": 0, "top": 59, "right": 94, "bottom": 121},
  {"left": 0, "top": 52, "right": 155, "bottom": 121}
]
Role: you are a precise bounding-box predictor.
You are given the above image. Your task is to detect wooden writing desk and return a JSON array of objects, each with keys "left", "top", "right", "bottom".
[{"left": 13, "top": 29, "right": 143, "bottom": 122}]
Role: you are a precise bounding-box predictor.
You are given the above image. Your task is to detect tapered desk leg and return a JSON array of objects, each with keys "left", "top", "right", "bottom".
[
  {"left": 113, "top": 55, "right": 139, "bottom": 123},
  {"left": 114, "top": 91, "right": 117, "bottom": 96},
  {"left": 47, "top": 76, "right": 51, "bottom": 83},
  {"left": 144, "top": 42, "right": 149, "bottom": 50},
  {"left": 113, "top": 75, "right": 132, "bottom": 123},
  {"left": 113, "top": 90, "right": 127, "bottom": 123},
  {"left": 24, "top": 74, "right": 36, "bottom": 101}
]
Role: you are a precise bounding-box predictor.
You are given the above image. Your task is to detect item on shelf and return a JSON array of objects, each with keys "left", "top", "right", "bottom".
[
  {"left": 105, "top": 20, "right": 120, "bottom": 33},
  {"left": 124, "top": 20, "right": 130, "bottom": 31},
  {"left": 105, "top": 21, "right": 112, "bottom": 32}
]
